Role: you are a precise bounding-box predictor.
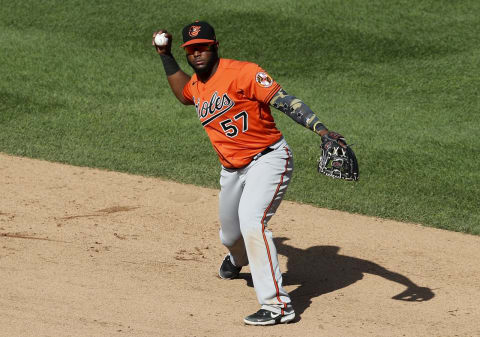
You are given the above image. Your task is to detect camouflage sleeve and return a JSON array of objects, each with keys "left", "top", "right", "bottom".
[{"left": 270, "top": 88, "right": 327, "bottom": 135}]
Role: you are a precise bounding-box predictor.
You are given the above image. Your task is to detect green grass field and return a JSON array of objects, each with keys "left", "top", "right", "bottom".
[{"left": 1, "top": 1, "right": 479, "bottom": 234}]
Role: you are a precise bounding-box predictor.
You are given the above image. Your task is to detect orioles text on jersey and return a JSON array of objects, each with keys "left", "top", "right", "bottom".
[{"left": 194, "top": 91, "right": 235, "bottom": 126}]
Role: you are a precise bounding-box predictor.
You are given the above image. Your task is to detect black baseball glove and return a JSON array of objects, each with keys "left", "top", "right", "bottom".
[{"left": 318, "top": 131, "right": 359, "bottom": 181}]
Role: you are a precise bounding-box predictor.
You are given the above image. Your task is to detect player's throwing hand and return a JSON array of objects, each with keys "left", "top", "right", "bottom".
[{"left": 152, "top": 30, "right": 172, "bottom": 55}]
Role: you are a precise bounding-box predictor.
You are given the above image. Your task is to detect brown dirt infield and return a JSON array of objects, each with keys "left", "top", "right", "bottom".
[{"left": 1, "top": 153, "right": 479, "bottom": 337}]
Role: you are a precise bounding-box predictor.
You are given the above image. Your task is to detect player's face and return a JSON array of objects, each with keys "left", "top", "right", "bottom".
[{"left": 185, "top": 43, "right": 219, "bottom": 76}]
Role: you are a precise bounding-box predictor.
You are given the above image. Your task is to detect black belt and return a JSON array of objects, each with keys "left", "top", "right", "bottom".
[{"left": 252, "top": 147, "right": 274, "bottom": 161}]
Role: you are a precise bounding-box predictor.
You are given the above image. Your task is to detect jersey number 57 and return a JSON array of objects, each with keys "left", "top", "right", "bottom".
[{"left": 220, "top": 111, "right": 248, "bottom": 138}]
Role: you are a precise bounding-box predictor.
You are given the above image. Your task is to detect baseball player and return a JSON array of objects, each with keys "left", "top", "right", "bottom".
[{"left": 153, "top": 21, "right": 342, "bottom": 326}]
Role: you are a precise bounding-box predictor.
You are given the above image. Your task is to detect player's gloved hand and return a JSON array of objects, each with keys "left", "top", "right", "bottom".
[
  {"left": 318, "top": 131, "right": 359, "bottom": 181},
  {"left": 152, "top": 30, "right": 173, "bottom": 55},
  {"left": 321, "top": 131, "right": 347, "bottom": 148}
]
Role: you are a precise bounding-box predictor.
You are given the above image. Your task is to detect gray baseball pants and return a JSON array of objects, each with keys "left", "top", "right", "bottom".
[{"left": 218, "top": 137, "right": 293, "bottom": 311}]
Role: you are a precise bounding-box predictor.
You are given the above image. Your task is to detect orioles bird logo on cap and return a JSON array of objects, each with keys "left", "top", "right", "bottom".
[{"left": 189, "top": 26, "right": 201, "bottom": 37}]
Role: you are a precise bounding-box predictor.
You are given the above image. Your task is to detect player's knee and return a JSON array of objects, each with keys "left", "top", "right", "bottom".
[
  {"left": 220, "top": 235, "right": 237, "bottom": 247},
  {"left": 219, "top": 227, "right": 243, "bottom": 247}
]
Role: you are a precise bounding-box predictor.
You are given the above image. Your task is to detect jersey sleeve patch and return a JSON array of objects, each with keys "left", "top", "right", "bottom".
[{"left": 255, "top": 72, "right": 274, "bottom": 88}]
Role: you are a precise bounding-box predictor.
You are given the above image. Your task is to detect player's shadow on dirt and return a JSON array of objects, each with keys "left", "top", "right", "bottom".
[{"left": 238, "top": 237, "right": 434, "bottom": 320}]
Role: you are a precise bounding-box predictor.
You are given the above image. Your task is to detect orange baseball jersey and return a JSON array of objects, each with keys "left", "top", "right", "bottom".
[{"left": 182, "top": 58, "right": 283, "bottom": 168}]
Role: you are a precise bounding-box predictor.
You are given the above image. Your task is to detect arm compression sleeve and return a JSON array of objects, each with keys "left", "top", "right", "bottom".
[{"left": 270, "top": 88, "right": 327, "bottom": 135}]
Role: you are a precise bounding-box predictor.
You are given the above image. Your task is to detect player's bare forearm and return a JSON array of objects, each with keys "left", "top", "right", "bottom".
[
  {"left": 270, "top": 88, "right": 328, "bottom": 136},
  {"left": 166, "top": 69, "right": 192, "bottom": 105},
  {"left": 152, "top": 30, "right": 192, "bottom": 105},
  {"left": 157, "top": 52, "right": 192, "bottom": 105},
  {"left": 157, "top": 54, "right": 192, "bottom": 105}
]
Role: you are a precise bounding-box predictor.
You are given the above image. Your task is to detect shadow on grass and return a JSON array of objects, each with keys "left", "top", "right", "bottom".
[{"left": 238, "top": 236, "right": 434, "bottom": 321}]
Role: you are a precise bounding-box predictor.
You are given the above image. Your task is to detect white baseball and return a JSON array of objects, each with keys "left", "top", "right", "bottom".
[{"left": 154, "top": 33, "right": 168, "bottom": 46}]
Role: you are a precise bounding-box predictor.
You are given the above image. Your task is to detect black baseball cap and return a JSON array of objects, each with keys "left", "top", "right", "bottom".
[{"left": 181, "top": 21, "right": 216, "bottom": 47}]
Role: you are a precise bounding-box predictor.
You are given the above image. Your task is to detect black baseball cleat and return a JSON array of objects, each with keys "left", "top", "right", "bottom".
[
  {"left": 244, "top": 306, "right": 295, "bottom": 326},
  {"left": 218, "top": 254, "right": 242, "bottom": 280}
]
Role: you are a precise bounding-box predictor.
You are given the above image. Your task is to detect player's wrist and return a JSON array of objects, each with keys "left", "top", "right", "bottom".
[
  {"left": 318, "top": 129, "right": 329, "bottom": 137},
  {"left": 313, "top": 121, "right": 328, "bottom": 136},
  {"left": 160, "top": 53, "right": 180, "bottom": 76}
]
